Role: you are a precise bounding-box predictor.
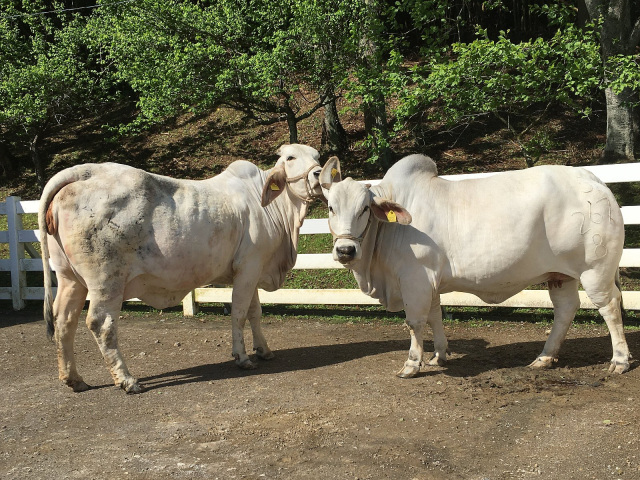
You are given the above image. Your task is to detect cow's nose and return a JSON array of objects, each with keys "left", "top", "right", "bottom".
[{"left": 336, "top": 245, "right": 356, "bottom": 259}]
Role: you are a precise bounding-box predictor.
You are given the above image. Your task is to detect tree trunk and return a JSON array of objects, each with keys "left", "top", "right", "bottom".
[
  {"left": 30, "top": 134, "right": 46, "bottom": 189},
  {"left": 285, "top": 104, "right": 298, "bottom": 144},
  {"left": 361, "top": 0, "right": 392, "bottom": 169},
  {"left": 0, "top": 142, "right": 15, "bottom": 177},
  {"left": 603, "top": 87, "right": 638, "bottom": 161},
  {"left": 322, "top": 92, "right": 348, "bottom": 155},
  {"left": 585, "top": 0, "right": 640, "bottom": 161},
  {"left": 363, "top": 101, "right": 392, "bottom": 169}
]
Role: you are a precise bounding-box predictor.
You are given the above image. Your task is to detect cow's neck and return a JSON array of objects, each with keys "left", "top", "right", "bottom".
[
  {"left": 347, "top": 219, "right": 380, "bottom": 297},
  {"left": 262, "top": 181, "right": 310, "bottom": 270},
  {"left": 275, "top": 191, "right": 308, "bottom": 246},
  {"left": 350, "top": 183, "right": 392, "bottom": 295}
]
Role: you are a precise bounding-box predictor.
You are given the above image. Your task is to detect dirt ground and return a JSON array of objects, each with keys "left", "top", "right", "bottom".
[{"left": 2, "top": 306, "right": 640, "bottom": 480}]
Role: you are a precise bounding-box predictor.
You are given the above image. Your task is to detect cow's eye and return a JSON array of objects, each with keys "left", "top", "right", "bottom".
[
  {"left": 358, "top": 205, "right": 369, "bottom": 218},
  {"left": 329, "top": 206, "right": 334, "bottom": 214},
  {"left": 286, "top": 156, "right": 295, "bottom": 161}
]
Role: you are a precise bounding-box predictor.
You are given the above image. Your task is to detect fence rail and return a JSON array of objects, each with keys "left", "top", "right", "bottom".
[{"left": 3, "top": 163, "right": 640, "bottom": 315}]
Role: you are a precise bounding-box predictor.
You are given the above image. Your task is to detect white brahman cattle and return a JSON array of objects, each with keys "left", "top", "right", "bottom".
[
  {"left": 320, "top": 154, "right": 630, "bottom": 378},
  {"left": 39, "top": 144, "right": 322, "bottom": 393}
]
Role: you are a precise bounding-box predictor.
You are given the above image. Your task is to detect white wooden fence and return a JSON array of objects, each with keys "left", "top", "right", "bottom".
[{"left": 3, "top": 163, "right": 640, "bottom": 316}]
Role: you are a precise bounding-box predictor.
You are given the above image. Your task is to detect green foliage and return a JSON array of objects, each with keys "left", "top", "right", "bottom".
[
  {"left": 0, "top": 2, "right": 112, "bottom": 144},
  {"left": 91, "top": 0, "right": 364, "bottom": 135},
  {"left": 606, "top": 54, "right": 640, "bottom": 101},
  {"left": 0, "top": 0, "right": 637, "bottom": 174},
  {"left": 345, "top": 0, "right": 447, "bottom": 164},
  {"left": 394, "top": 21, "right": 603, "bottom": 167}
]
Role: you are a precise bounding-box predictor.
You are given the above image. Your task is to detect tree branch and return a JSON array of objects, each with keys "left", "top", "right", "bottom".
[{"left": 295, "top": 94, "right": 329, "bottom": 122}]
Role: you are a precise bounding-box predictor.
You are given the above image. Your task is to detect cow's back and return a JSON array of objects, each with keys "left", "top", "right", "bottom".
[{"left": 47, "top": 163, "right": 249, "bottom": 301}]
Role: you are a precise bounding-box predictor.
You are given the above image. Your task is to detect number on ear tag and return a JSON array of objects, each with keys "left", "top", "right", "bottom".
[
  {"left": 387, "top": 210, "right": 397, "bottom": 222},
  {"left": 270, "top": 183, "right": 280, "bottom": 191}
]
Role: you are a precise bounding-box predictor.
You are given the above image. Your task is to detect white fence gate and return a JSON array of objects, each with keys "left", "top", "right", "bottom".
[{"left": 3, "top": 163, "right": 640, "bottom": 315}]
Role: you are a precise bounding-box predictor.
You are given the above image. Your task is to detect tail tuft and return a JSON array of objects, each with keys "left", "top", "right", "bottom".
[
  {"left": 616, "top": 268, "right": 627, "bottom": 322},
  {"left": 44, "top": 287, "right": 55, "bottom": 340}
]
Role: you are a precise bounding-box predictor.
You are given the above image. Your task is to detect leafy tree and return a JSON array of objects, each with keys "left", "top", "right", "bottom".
[
  {"left": 0, "top": 1, "right": 112, "bottom": 186},
  {"left": 92, "top": 0, "right": 360, "bottom": 146}
]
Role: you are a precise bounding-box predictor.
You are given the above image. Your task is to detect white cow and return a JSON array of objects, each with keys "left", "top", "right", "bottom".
[
  {"left": 39, "top": 144, "right": 322, "bottom": 393},
  {"left": 320, "top": 154, "right": 630, "bottom": 378}
]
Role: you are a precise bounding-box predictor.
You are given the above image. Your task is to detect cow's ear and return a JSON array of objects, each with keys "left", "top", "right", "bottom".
[
  {"left": 262, "top": 163, "right": 287, "bottom": 207},
  {"left": 370, "top": 196, "right": 412, "bottom": 225},
  {"left": 319, "top": 156, "right": 341, "bottom": 198}
]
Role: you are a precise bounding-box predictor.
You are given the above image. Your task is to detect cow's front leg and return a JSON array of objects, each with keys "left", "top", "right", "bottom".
[
  {"left": 247, "top": 289, "right": 274, "bottom": 360},
  {"left": 86, "top": 293, "right": 143, "bottom": 394},
  {"left": 396, "top": 279, "right": 447, "bottom": 378},
  {"left": 426, "top": 297, "right": 448, "bottom": 366},
  {"left": 397, "top": 320, "right": 425, "bottom": 378},
  {"left": 230, "top": 277, "right": 260, "bottom": 369},
  {"left": 397, "top": 292, "right": 433, "bottom": 378},
  {"left": 231, "top": 316, "right": 255, "bottom": 369}
]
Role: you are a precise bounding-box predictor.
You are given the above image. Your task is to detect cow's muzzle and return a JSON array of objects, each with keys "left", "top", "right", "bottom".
[
  {"left": 335, "top": 244, "right": 357, "bottom": 264},
  {"left": 286, "top": 165, "right": 323, "bottom": 203},
  {"left": 329, "top": 215, "right": 371, "bottom": 265}
]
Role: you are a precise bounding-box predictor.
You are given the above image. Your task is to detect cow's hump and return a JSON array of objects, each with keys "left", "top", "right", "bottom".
[
  {"left": 224, "top": 160, "right": 262, "bottom": 180},
  {"left": 386, "top": 154, "right": 438, "bottom": 182}
]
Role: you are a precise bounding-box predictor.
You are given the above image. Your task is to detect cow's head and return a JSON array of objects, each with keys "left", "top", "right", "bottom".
[
  {"left": 319, "top": 157, "right": 411, "bottom": 265},
  {"left": 261, "top": 144, "right": 322, "bottom": 207}
]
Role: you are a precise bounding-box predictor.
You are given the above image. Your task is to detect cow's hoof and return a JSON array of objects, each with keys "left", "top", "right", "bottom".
[
  {"left": 237, "top": 358, "right": 258, "bottom": 370},
  {"left": 255, "top": 347, "right": 275, "bottom": 360},
  {"left": 396, "top": 364, "right": 420, "bottom": 378},
  {"left": 68, "top": 379, "right": 91, "bottom": 392},
  {"left": 120, "top": 378, "right": 145, "bottom": 394},
  {"left": 528, "top": 356, "right": 556, "bottom": 369},
  {"left": 608, "top": 360, "right": 630, "bottom": 374},
  {"left": 427, "top": 354, "right": 446, "bottom": 367}
]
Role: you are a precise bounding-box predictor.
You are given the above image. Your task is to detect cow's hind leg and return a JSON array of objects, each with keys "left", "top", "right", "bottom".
[
  {"left": 530, "top": 279, "right": 580, "bottom": 369},
  {"left": 53, "top": 275, "right": 89, "bottom": 392},
  {"left": 86, "top": 293, "right": 143, "bottom": 393},
  {"left": 601, "top": 297, "right": 630, "bottom": 373},
  {"left": 247, "top": 290, "right": 274, "bottom": 360},
  {"left": 582, "top": 271, "right": 629, "bottom": 373}
]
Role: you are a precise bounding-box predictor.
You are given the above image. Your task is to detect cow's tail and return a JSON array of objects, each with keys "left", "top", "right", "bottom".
[
  {"left": 616, "top": 268, "right": 627, "bottom": 322},
  {"left": 38, "top": 164, "right": 101, "bottom": 340}
]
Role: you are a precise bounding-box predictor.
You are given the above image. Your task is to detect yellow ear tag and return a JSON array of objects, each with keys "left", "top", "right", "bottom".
[
  {"left": 270, "top": 183, "right": 280, "bottom": 191},
  {"left": 331, "top": 168, "right": 338, "bottom": 179},
  {"left": 386, "top": 210, "right": 397, "bottom": 222}
]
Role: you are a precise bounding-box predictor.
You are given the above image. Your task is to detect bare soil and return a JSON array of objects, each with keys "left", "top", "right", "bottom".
[{"left": 2, "top": 306, "right": 640, "bottom": 480}]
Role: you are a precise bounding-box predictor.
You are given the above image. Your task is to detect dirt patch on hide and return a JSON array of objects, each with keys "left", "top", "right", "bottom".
[{"left": 1, "top": 308, "right": 640, "bottom": 479}]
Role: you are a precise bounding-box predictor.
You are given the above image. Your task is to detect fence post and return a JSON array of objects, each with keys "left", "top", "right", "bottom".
[
  {"left": 182, "top": 290, "right": 199, "bottom": 317},
  {"left": 6, "top": 196, "right": 26, "bottom": 310}
]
